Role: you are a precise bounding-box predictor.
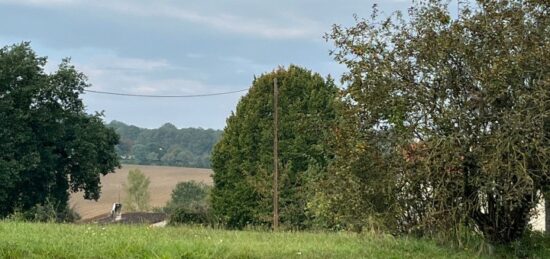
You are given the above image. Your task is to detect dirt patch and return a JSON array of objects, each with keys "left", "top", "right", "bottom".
[{"left": 70, "top": 164, "right": 213, "bottom": 219}]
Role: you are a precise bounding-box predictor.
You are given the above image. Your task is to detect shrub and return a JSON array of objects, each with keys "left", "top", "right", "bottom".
[
  {"left": 165, "top": 181, "right": 215, "bottom": 226},
  {"left": 165, "top": 181, "right": 210, "bottom": 214},
  {"left": 8, "top": 202, "right": 80, "bottom": 223},
  {"left": 168, "top": 206, "right": 214, "bottom": 226}
]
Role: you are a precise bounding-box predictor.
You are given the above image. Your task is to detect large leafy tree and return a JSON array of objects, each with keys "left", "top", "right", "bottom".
[
  {"left": 0, "top": 43, "right": 119, "bottom": 218},
  {"left": 211, "top": 65, "right": 338, "bottom": 229},
  {"left": 324, "top": 0, "right": 549, "bottom": 243}
]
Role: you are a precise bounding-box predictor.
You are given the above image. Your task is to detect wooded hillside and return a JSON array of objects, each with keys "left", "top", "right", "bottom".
[{"left": 108, "top": 121, "right": 221, "bottom": 168}]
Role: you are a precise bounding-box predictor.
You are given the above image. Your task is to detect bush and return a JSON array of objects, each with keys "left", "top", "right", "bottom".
[
  {"left": 494, "top": 230, "right": 550, "bottom": 258},
  {"left": 168, "top": 206, "right": 214, "bottom": 226},
  {"left": 8, "top": 202, "right": 80, "bottom": 223},
  {"left": 21, "top": 203, "right": 56, "bottom": 222},
  {"left": 165, "top": 181, "right": 210, "bottom": 214},
  {"left": 56, "top": 206, "right": 81, "bottom": 223},
  {"left": 165, "top": 181, "right": 215, "bottom": 226}
]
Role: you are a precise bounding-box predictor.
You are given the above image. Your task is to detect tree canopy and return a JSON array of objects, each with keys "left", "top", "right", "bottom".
[
  {"left": 316, "top": 0, "right": 550, "bottom": 243},
  {"left": 211, "top": 65, "right": 338, "bottom": 229},
  {"left": 0, "top": 42, "right": 119, "bottom": 219}
]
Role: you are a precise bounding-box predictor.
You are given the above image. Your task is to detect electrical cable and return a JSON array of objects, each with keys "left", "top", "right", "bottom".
[{"left": 83, "top": 88, "right": 249, "bottom": 98}]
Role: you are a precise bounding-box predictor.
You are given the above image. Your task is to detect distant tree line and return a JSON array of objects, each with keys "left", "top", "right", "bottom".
[{"left": 108, "top": 121, "right": 221, "bottom": 168}]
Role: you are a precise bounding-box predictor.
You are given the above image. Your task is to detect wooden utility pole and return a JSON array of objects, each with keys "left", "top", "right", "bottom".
[{"left": 273, "top": 77, "right": 279, "bottom": 230}]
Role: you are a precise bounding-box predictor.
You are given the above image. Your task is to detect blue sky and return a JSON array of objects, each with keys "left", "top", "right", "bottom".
[{"left": 0, "top": 0, "right": 457, "bottom": 129}]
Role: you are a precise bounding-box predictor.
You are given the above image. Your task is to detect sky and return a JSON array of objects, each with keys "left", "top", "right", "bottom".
[{"left": 0, "top": 0, "right": 458, "bottom": 130}]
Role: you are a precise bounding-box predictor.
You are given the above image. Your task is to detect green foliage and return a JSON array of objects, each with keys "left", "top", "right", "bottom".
[
  {"left": 16, "top": 201, "right": 81, "bottom": 223},
  {"left": 168, "top": 206, "right": 214, "bottom": 226},
  {"left": 124, "top": 169, "right": 151, "bottom": 212},
  {"left": 165, "top": 181, "right": 210, "bottom": 214},
  {"left": 166, "top": 181, "right": 214, "bottom": 225},
  {"left": 56, "top": 205, "right": 81, "bottom": 223},
  {"left": 308, "top": 104, "right": 399, "bottom": 232},
  {"left": 211, "top": 65, "right": 338, "bottom": 229},
  {"left": 495, "top": 230, "right": 550, "bottom": 258},
  {"left": 21, "top": 202, "right": 57, "bottom": 223},
  {"left": 0, "top": 42, "right": 119, "bottom": 218},
  {"left": 109, "top": 121, "right": 221, "bottom": 168},
  {"left": 322, "top": 0, "right": 550, "bottom": 244}
]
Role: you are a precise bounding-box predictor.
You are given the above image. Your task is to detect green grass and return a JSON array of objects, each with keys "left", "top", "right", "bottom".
[{"left": 0, "top": 221, "right": 495, "bottom": 258}]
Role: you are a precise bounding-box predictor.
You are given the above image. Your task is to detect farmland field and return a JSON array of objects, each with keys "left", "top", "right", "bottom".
[{"left": 69, "top": 164, "right": 213, "bottom": 220}]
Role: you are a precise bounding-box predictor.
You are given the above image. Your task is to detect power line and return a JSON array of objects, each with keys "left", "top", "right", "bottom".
[{"left": 83, "top": 88, "right": 249, "bottom": 98}]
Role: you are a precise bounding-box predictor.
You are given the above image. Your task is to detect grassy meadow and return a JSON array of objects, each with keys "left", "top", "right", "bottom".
[{"left": 0, "top": 221, "right": 490, "bottom": 259}]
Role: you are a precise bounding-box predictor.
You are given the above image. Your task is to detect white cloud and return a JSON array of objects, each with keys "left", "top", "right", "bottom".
[
  {"left": 71, "top": 52, "right": 231, "bottom": 95},
  {"left": 0, "top": 0, "right": 323, "bottom": 39},
  {"left": 104, "top": 1, "right": 321, "bottom": 39},
  {"left": 129, "top": 78, "right": 214, "bottom": 95},
  {"left": 90, "top": 55, "right": 177, "bottom": 72},
  {"left": 62, "top": 51, "right": 189, "bottom": 74},
  {"left": 0, "top": 0, "right": 80, "bottom": 6}
]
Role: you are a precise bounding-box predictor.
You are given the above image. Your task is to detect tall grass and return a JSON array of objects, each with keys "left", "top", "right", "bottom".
[{"left": 0, "top": 221, "right": 486, "bottom": 258}]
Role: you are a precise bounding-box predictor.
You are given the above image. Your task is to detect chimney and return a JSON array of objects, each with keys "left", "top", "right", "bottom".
[{"left": 111, "top": 203, "right": 122, "bottom": 221}]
